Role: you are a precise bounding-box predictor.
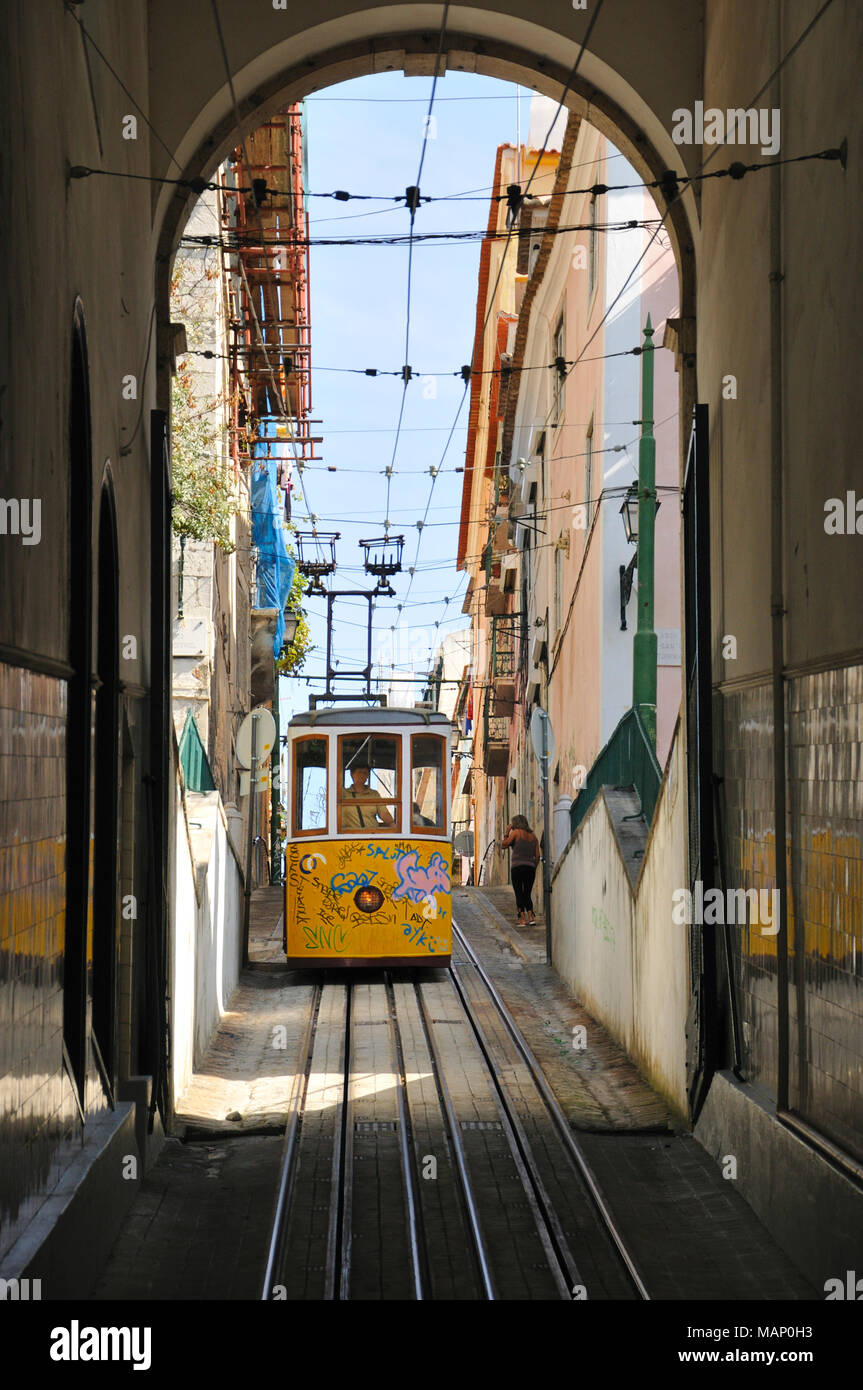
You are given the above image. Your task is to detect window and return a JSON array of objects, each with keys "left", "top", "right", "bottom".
[
  {"left": 411, "top": 734, "right": 446, "bottom": 832},
  {"left": 554, "top": 543, "right": 564, "bottom": 637},
  {"left": 552, "top": 314, "right": 566, "bottom": 426},
  {"left": 338, "top": 734, "right": 400, "bottom": 833},
  {"left": 293, "top": 737, "right": 328, "bottom": 834},
  {"left": 585, "top": 419, "right": 594, "bottom": 527},
  {"left": 588, "top": 193, "right": 598, "bottom": 298}
]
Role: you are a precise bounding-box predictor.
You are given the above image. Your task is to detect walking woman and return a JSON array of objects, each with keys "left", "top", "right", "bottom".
[{"left": 500, "top": 815, "right": 541, "bottom": 925}]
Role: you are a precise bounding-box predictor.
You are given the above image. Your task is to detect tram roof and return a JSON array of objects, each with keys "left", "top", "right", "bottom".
[{"left": 288, "top": 705, "right": 452, "bottom": 729}]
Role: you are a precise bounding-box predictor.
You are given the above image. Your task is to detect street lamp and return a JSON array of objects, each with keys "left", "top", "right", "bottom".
[
  {"left": 283, "top": 610, "right": 299, "bottom": 648},
  {"left": 619, "top": 482, "right": 639, "bottom": 544}
]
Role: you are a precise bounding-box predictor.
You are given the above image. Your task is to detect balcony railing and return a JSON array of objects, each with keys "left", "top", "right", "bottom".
[
  {"left": 569, "top": 707, "right": 662, "bottom": 839},
  {"left": 482, "top": 706, "right": 510, "bottom": 776},
  {"left": 491, "top": 615, "right": 519, "bottom": 680},
  {"left": 484, "top": 713, "right": 509, "bottom": 742}
]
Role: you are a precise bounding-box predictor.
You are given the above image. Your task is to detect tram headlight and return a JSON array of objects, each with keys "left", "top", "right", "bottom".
[{"left": 354, "top": 885, "right": 385, "bottom": 913}]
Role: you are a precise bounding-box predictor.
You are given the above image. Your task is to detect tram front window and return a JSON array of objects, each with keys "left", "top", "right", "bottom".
[
  {"left": 294, "top": 737, "right": 327, "bottom": 834},
  {"left": 411, "top": 734, "right": 445, "bottom": 831},
  {"left": 339, "top": 735, "right": 400, "bottom": 833}
]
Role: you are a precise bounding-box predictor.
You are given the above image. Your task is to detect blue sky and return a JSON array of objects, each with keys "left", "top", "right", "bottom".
[{"left": 282, "top": 70, "right": 536, "bottom": 718}]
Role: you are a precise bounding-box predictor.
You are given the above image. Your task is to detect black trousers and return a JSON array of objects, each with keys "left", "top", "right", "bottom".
[{"left": 511, "top": 865, "right": 536, "bottom": 914}]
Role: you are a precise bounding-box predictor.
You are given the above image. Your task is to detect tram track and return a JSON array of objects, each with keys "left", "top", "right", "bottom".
[{"left": 263, "top": 919, "right": 650, "bottom": 1301}]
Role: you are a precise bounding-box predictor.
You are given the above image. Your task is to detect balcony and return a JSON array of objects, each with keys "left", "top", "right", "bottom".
[
  {"left": 484, "top": 561, "right": 508, "bottom": 616},
  {"left": 491, "top": 513, "right": 512, "bottom": 555},
  {"left": 482, "top": 711, "right": 509, "bottom": 777},
  {"left": 490, "top": 615, "right": 519, "bottom": 714}
]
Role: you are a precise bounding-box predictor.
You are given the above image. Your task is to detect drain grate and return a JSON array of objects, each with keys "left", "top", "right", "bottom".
[
  {"left": 354, "top": 1120, "right": 398, "bottom": 1132},
  {"left": 459, "top": 1120, "right": 503, "bottom": 1131}
]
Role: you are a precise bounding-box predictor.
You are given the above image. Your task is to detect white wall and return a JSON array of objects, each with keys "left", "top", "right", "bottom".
[
  {"left": 172, "top": 783, "right": 244, "bottom": 1103},
  {"left": 631, "top": 725, "right": 688, "bottom": 1108},
  {"left": 551, "top": 724, "right": 688, "bottom": 1114}
]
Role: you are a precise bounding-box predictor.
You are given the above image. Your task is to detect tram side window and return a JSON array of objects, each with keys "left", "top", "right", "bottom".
[
  {"left": 411, "top": 734, "right": 445, "bottom": 831},
  {"left": 339, "top": 735, "right": 400, "bottom": 833},
  {"left": 294, "top": 738, "right": 328, "bottom": 834}
]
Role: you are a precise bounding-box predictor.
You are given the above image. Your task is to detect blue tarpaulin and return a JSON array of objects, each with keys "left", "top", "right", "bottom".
[{"left": 251, "top": 417, "right": 296, "bottom": 658}]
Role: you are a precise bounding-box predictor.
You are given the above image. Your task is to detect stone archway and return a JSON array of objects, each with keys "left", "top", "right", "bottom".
[{"left": 150, "top": 7, "right": 700, "bottom": 422}]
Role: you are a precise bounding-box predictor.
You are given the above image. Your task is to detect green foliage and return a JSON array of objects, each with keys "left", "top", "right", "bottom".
[
  {"left": 169, "top": 253, "right": 238, "bottom": 552},
  {"left": 278, "top": 561, "right": 313, "bottom": 675},
  {"left": 170, "top": 370, "right": 238, "bottom": 551}
]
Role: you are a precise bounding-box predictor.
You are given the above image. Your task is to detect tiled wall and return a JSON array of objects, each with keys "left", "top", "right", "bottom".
[
  {"left": 719, "top": 666, "right": 863, "bottom": 1162},
  {"left": 0, "top": 663, "right": 77, "bottom": 1258},
  {"left": 718, "top": 682, "right": 781, "bottom": 1094},
  {"left": 787, "top": 667, "right": 863, "bottom": 1159},
  {"left": 0, "top": 662, "right": 108, "bottom": 1262}
]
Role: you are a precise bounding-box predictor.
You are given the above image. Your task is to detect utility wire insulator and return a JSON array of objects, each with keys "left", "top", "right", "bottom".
[
  {"left": 657, "top": 169, "right": 680, "bottom": 202},
  {"left": 405, "top": 185, "right": 421, "bottom": 216},
  {"left": 506, "top": 182, "right": 523, "bottom": 227},
  {"left": 460, "top": 364, "right": 472, "bottom": 383},
  {"left": 333, "top": 189, "right": 351, "bottom": 201},
  {"left": 554, "top": 355, "right": 567, "bottom": 379},
  {"left": 365, "top": 368, "right": 378, "bottom": 376},
  {"left": 402, "top": 365, "right": 413, "bottom": 384}
]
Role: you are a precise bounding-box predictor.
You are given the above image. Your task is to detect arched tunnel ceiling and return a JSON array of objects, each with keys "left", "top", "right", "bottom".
[{"left": 149, "top": 1, "right": 703, "bottom": 261}]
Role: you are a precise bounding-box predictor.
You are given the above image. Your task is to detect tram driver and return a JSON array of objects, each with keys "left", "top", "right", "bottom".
[{"left": 340, "top": 761, "right": 396, "bottom": 830}]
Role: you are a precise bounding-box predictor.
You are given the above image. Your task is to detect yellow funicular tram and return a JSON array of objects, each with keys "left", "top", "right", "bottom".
[{"left": 284, "top": 706, "right": 453, "bottom": 968}]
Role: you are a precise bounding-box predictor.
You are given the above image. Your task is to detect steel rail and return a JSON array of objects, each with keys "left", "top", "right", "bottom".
[
  {"left": 384, "top": 973, "right": 430, "bottom": 1300},
  {"left": 324, "top": 981, "right": 353, "bottom": 1300},
  {"left": 452, "top": 920, "right": 651, "bottom": 1301},
  {"left": 261, "top": 983, "right": 322, "bottom": 1299},
  {"left": 447, "top": 960, "right": 583, "bottom": 1299},
  {"left": 413, "top": 980, "right": 497, "bottom": 1300}
]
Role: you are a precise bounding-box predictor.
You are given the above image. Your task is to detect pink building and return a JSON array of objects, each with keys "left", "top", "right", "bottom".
[{"left": 459, "top": 109, "right": 681, "bottom": 888}]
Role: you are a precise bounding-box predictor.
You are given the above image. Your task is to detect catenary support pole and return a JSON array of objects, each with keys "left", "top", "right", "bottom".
[{"left": 271, "top": 661, "right": 281, "bottom": 883}]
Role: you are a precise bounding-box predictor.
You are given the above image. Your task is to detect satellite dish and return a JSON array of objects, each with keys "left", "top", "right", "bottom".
[
  {"left": 236, "top": 707, "right": 277, "bottom": 768},
  {"left": 529, "top": 707, "right": 555, "bottom": 765}
]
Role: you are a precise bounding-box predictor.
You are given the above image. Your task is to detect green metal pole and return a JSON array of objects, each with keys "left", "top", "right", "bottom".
[
  {"left": 270, "top": 659, "right": 281, "bottom": 883},
  {"left": 632, "top": 314, "right": 657, "bottom": 747}
]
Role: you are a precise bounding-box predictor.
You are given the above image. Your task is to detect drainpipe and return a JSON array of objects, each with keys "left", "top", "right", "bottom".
[
  {"left": 177, "top": 533, "right": 186, "bottom": 619},
  {"left": 632, "top": 315, "right": 658, "bottom": 746},
  {"left": 769, "top": 16, "right": 790, "bottom": 1114}
]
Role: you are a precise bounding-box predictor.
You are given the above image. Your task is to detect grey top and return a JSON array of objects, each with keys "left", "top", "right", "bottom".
[{"left": 501, "top": 829, "right": 540, "bottom": 868}]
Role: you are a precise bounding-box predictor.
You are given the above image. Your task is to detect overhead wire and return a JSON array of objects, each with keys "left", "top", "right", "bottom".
[
  {"left": 384, "top": 0, "right": 607, "bottom": 656},
  {"left": 383, "top": 3, "right": 450, "bottom": 535}
]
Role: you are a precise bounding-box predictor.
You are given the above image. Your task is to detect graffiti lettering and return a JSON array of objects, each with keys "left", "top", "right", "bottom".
[{"left": 330, "top": 870, "right": 377, "bottom": 896}]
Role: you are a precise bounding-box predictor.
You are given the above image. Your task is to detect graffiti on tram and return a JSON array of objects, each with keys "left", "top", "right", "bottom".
[{"left": 287, "top": 839, "right": 452, "bottom": 957}]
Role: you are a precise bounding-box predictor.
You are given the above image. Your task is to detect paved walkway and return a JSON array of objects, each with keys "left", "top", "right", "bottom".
[
  {"left": 89, "top": 884, "right": 816, "bottom": 1300},
  {"left": 248, "top": 884, "right": 285, "bottom": 964},
  {"left": 172, "top": 885, "right": 306, "bottom": 1138}
]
